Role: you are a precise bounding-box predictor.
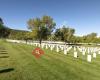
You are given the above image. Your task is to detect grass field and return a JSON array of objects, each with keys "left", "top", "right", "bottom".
[{"left": 0, "top": 40, "right": 100, "bottom": 80}]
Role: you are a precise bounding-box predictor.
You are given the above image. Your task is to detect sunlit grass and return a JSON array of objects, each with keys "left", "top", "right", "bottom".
[{"left": 0, "top": 40, "right": 100, "bottom": 80}]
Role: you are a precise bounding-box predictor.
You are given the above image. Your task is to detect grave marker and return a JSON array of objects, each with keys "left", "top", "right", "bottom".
[
  {"left": 82, "top": 51, "right": 85, "bottom": 55},
  {"left": 87, "top": 54, "right": 91, "bottom": 62},
  {"left": 64, "top": 49, "right": 67, "bottom": 55},
  {"left": 56, "top": 45, "right": 59, "bottom": 52},
  {"left": 93, "top": 53, "right": 96, "bottom": 58},
  {"left": 74, "top": 51, "right": 77, "bottom": 58}
]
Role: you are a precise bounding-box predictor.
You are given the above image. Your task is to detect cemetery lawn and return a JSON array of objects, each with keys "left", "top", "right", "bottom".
[{"left": 0, "top": 40, "right": 100, "bottom": 80}]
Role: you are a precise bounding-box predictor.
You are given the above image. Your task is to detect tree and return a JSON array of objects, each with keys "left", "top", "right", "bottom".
[
  {"left": 0, "top": 18, "right": 3, "bottom": 24},
  {"left": 62, "top": 26, "right": 75, "bottom": 43},
  {"left": 8, "top": 29, "right": 30, "bottom": 40},
  {"left": 82, "top": 33, "right": 97, "bottom": 43},
  {"left": 0, "top": 18, "right": 10, "bottom": 38},
  {"left": 27, "top": 15, "right": 56, "bottom": 44},
  {"left": 47, "top": 33, "right": 55, "bottom": 41},
  {"left": 54, "top": 26, "right": 75, "bottom": 43},
  {"left": 0, "top": 18, "right": 4, "bottom": 30},
  {"left": 54, "top": 28, "right": 64, "bottom": 41}
]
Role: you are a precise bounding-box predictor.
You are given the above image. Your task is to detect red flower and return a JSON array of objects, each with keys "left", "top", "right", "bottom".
[{"left": 32, "top": 47, "right": 44, "bottom": 58}]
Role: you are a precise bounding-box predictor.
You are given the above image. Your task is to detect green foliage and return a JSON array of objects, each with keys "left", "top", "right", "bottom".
[
  {"left": 0, "top": 23, "right": 4, "bottom": 29},
  {"left": 82, "top": 33, "right": 97, "bottom": 43},
  {"left": 0, "top": 17, "right": 3, "bottom": 24},
  {"left": 27, "top": 15, "right": 56, "bottom": 44},
  {"left": 55, "top": 26, "right": 75, "bottom": 43},
  {"left": 0, "top": 17, "right": 100, "bottom": 43},
  {"left": 54, "top": 28, "right": 63, "bottom": 41},
  {"left": 0, "top": 24, "right": 10, "bottom": 38},
  {"left": 54, "top": 27, "right": 100, "bottom": 43},
  {"left": 8, "top": 29, "right": 31, "bottom": 40}
]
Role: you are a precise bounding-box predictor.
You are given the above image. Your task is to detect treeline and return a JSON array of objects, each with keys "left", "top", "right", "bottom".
[
  {"left": 53, "top": 27, "right": 100, "bottom": 43},
  {"left": 0, "top": 18, "right": 10, "bottom": 38},
  {"left": 0, "top": 16, "right": 100, "bottom": 44}
]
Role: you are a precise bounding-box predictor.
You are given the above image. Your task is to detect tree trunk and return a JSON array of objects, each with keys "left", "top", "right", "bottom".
[
  {"left": 39, "top": 31, "right": 42, "bottom": 46},
  {"left": 39, "top": 39, "right": 42, "bottom": 47}
]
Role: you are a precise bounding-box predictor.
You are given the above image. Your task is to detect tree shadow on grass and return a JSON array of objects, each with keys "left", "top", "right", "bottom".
[
  {"left": 0, "top": 56, "right": 9, "bottom": 58},
  {"left": 0, "top": 49, "right": 6, "bottom": 50},
  {"left": 0, "top": 68, "right": 14, "bottom": 73},
  {"left": 0, "top": 52, "right": 8, "bottom": 54},
  {"left": 0, "top": 50, "right": 7, "bottom": 52}
]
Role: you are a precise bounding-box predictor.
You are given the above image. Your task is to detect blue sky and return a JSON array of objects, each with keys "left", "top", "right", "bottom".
[{"left": 0, "top": 0, "right": 100, "bottom": 36}]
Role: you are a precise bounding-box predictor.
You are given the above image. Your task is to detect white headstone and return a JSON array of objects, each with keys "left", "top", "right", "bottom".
[
  {"left": 50, "top": 45, "right": 53, "bottom": 51},
  {"left": 52, "top": 44, "right": 55, "bottom": 49},
  {"left": 67, "top": 46, "right": 72, "bottom": 51},
  {"left": 36, "top": 43, "right": 38, "bottom": 46},
  {"left": 87, "top": 48, "right": 90, "bottom": 53},
  {"left": 64, "top": 49, "right": 67, "bottom": 55},
  {"left": 87, "top": 55, "right": 91, "bottom": 62},
  {"left": 56, "top": 45, "right": 59, "bottom": 52},
  {"left": 93, "top": 53, "right": 96, "bottom": 58},
  {"left": 41, "top": 44, "right": 44, "bottom": 48},
  {"left": 59, "top": 45, "right": 61, "bottom": 48},
  {"left": 48, "top": 44, "right": 50, "bottom": 48},
  {"left": 82, "top": 51, "right": 85, "bottom": 55},
  {"left": 74, "top": 47, "right": 76, "bottom": 51},
  {"left": 98, "top": 51, "right": 100, "bottom": 54},
  {"left": 38, "top": 44, "right": 41, "bottom": 47},
  {"left": 46, "top": 44, "right": 48, "bottom": 49},
  {"left": 74, "top": 52, "right": 77, "bottom": 58},
  {"left": 60, "top": 46, "right": 63, "bottom": 50}
]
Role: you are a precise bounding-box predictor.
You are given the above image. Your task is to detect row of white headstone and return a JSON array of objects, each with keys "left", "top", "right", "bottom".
[
  {"left": 6, "top": 39, "right": 100, "bottom": 63},
  {"left": 34, "top": 43, "right": 72, "bottom": 54},
  {"left": 34, "top": 43, "right": 100, "bottom": 62}
]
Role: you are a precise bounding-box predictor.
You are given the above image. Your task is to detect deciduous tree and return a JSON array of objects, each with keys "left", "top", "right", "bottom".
[{"left": 27, "top": 15, "right": 56, "bottom": 44}]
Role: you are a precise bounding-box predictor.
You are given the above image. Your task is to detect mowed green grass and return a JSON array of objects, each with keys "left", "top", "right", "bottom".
[{"left": 0, "top": 40, "right": 100, "bottom": 80}]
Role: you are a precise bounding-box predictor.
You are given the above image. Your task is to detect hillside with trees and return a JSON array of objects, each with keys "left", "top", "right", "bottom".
[{"left": 0, "top": 16, "right": 100, "bottom": 44}]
